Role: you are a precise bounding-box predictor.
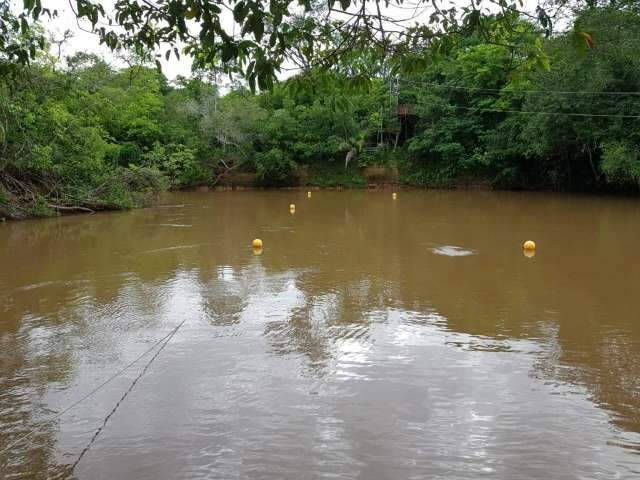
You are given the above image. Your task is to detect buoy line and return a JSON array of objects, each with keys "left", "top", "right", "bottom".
[
  {"left": 0, "top": 319, "right": 187, "bottom": 457},
  {"left": 70, "top": 318, "right": 186, "bottom": 471}
]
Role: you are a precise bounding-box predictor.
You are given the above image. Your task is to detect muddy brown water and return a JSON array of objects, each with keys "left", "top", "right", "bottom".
[{"left": 1, "top": 190, "right": 639, "bottom": 479}]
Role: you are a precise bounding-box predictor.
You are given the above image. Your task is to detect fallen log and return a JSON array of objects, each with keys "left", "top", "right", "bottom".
[{"left": 48, "top": 204, "right": 95, "bottom": 214}]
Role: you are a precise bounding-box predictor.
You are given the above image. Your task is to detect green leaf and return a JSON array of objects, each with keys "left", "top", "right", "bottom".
[
  {"left": 221, "top": 42, "right": 236, "bottom": 62},
  {"left": 253, "top": 16, "right": 264, "bottom": 42},
  {"left": 233, "top": 2, "right": 247, "bottom": 23}
]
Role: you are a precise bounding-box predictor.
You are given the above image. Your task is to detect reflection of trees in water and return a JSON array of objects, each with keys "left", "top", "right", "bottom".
[
  {"left": 531, "top": 318, "right": 640, "bottom": 437},
  {"left": 433, "top": 266, "right": 640, "bottom": 438},
  {"left": 195, "top": 258, "right": 403, "bottom": 378},
  {"left": 198, "top": 262, "right": 339, "bottom": 370},
  {"left": 263, "top": 295, "right": 336, "bottom": 375},
  {"left": 0, "top": 271, "right": 200, "bottom": 475},
  {"left": 0, "top": 270, "right": 181, "bottom": 477},
  {"left": 0, "top": 324, "right": 74, "bottom": 478},
  {"left": 591, "top": 335, "right": 640, "bottom": 433},
  {"left": 199, "top": 264, "right": 260, "bottom": 328},
  {"left": 259, "top": 271, "right": 408, "bottom": 379}
]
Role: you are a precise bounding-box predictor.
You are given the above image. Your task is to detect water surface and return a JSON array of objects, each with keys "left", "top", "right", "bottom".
[{"left": 1, "top": 190, "right": 639, "bottom": 479}]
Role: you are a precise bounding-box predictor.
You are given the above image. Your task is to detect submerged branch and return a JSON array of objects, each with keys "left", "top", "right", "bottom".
[{"left": 48, "top": 204, "right": 96, "bottom": 214}]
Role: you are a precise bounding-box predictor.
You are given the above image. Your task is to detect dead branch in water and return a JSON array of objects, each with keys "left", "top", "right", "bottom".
[
  {"left": 48, "top": 204, "right": 95, "bottom": 214},
  {"left": 212, "top": 162, "right": 240, "bottom": 186}
]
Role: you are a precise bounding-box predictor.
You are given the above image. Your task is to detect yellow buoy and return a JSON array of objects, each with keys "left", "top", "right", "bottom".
[
  {"left": 523, "top": 240, "right": 536, "bottom": 251},
  {"left": 307, "top": 191, "right": 312, "bottom": 198},
  {"left": 252, "top": 238, "right": 263, "bottom": 249},
  {"left": 253, "top": 246, "right": 263, "bottom": 256},
  {"left": 392, "top": 192, "right": 397, "bottom": 200},
  {"left": 289, "top": 203, "right": 296, "bottom": 212}
]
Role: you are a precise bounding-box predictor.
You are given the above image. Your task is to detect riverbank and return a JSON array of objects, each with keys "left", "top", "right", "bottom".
[
  {"left": 3, "top": 160, "right": 636, "bottom": 223},
  {"left": 0, "top": 162, "right": 500, "bottom": 222},
  {"left": 0, "top": 167, "right": 167, "bottom": 221}
]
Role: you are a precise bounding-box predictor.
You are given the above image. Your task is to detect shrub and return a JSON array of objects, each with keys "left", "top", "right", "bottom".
[
  {"left": 601, "top": 142, "right": 640, "bottom": 188},
  {"left": 28, "top": 194, "right": 55, "bottom": 217},
  {"left": 144, "top": 142, "right": 209, "bottom": 186},
  {"left": 110, "top": 142, "right": 143, "bottom": 167},
  {"left": 254, "top": 148, "right": 297, "bottom": 186}
]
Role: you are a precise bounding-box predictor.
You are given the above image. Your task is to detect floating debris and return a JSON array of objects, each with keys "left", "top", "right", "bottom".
[
  {"left": 431, "top": 245, "right": 476, "bottom": 257},
  {"left": 149, "top": 223, "right": 193, "bottom": 228}
]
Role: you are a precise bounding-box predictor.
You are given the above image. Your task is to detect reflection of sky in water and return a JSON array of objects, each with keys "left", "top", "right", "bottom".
[
  {"left": 19, "top": 264, "right": 631, "bottom": 478},
  {"left": 1, "top": 257, "right": 639, "bottom": 480},
  {"left": 40, "top": 262, "right": 638, "bottom": 478}
]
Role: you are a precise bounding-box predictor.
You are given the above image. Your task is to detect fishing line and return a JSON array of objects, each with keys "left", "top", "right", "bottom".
[
  {"left": 70, "top": 318, "right": 186, "bottom": 471},
  {"left": 0, "top": 319, "right": 187, "bottom": 456}
]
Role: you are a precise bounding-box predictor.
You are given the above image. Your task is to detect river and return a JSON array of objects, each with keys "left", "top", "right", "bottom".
[{"left": 1, "top": 190, "right": 639, "bottom": 479}]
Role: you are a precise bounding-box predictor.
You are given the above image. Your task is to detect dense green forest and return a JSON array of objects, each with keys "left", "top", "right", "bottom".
[{"left": 1, "top": 4, "right": 639, "bottom": 219}]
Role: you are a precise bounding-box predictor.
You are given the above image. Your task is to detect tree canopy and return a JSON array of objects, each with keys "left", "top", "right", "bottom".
[{"left": 3, "top": 0, "right": 633, "bottom": 88}]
